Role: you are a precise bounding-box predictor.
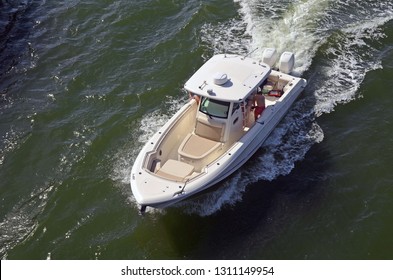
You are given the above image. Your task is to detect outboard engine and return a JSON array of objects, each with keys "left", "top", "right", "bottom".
[
  {"left": 278, "top": 52, "right": 295, "bottom": 74},
  {"left": 262, "top": 48, "right": 278, "bottom": 68}
]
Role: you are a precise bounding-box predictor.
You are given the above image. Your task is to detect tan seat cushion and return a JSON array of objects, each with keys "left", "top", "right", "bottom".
[
  {"left": 156, "top": 159, "right": 194, "bottom": 181},
  {"left": 178, "top": 133, "right": 221, "bottom": 160}
]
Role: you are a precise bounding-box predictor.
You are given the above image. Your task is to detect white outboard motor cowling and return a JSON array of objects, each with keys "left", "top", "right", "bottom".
[
  {"left": 279, "top": 52, "right": 295, "bottom": 74},
  {"left": 262, "top": 48, "right": 278, "bottom": 68}
]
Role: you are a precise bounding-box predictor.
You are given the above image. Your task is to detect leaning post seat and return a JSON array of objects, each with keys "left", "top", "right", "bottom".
[
  {"left": 178, "top": 119, "right": 224, "bottom": 162},
  {"left": 178, "top": 133, "right": 221, "bottom": 160}
]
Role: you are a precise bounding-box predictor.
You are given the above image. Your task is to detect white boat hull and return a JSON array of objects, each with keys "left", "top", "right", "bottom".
[{"left": 130, "top": 54, "right": 307, "bottom": 212}]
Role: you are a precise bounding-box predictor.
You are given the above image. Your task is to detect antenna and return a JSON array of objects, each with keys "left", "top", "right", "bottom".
[{"left": 243, "top": 47, "right": 259, "bottom": 59}]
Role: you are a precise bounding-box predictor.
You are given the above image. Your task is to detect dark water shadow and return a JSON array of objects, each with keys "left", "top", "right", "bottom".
[{"left": 0, "top": 0, "right": 38, "bottom": 101}]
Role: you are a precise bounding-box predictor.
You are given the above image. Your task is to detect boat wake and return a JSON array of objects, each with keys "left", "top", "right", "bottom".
[
  {"left": 0, "top": 182, "right": 55, "bottom": 259},
  {"left": 178, "top": 0, "right": 393, "bottom": 216},
  {"left": 121, "top": 0, "right": 393, "bottom": 216}
]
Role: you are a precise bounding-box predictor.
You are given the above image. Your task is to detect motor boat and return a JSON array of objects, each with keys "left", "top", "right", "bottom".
[{"left": 130, "top": 49, "right": 307, "bottom": 213}]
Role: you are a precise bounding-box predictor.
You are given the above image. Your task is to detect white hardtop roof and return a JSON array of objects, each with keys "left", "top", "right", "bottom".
[{"left": 184, "top": 54, "right": 271, "bottom": 102}]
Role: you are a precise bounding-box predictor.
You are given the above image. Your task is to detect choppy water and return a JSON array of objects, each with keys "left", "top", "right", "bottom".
[{"left": 1, "top": 0, "right": 393, "bottom": 259}]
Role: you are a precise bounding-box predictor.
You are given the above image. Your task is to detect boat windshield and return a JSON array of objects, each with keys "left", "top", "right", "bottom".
[{"left": 199, "top": 97, "right": 230, "bottom": 119}]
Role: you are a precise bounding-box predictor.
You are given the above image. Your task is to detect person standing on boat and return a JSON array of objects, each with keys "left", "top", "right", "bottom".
[{"left": 253, "top": 89, "right": 265, "bottom": 121}]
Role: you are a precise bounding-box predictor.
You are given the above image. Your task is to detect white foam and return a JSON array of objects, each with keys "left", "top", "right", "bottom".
[
  {"left": 58, "top": 124, "right": 94, "bottom": 175},
  {"left": 313, "top": 15, "right": 393, "bottom": 116},
  {"left": 0, "top": 128, "right": 23, "bottom": 166},
  {"left": 138, "top": 95, "right": 187, "bottom": 144},
  {"left": 177, "top": 172, "right": 247, "bottom": 216},
  {"left": 0, "top": 184, "right": 55, "bottom": 258},
  {"left": 235, "top": 0, "right": 331, "bottom": 73},
  {"left": 200, "top": 18, "right": 251, "bottom": 55}
]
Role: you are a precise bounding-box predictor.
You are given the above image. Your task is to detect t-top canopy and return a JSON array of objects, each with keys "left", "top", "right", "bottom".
[{"left": 184, "top": 54, "right": 271, "bottom": 102}]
